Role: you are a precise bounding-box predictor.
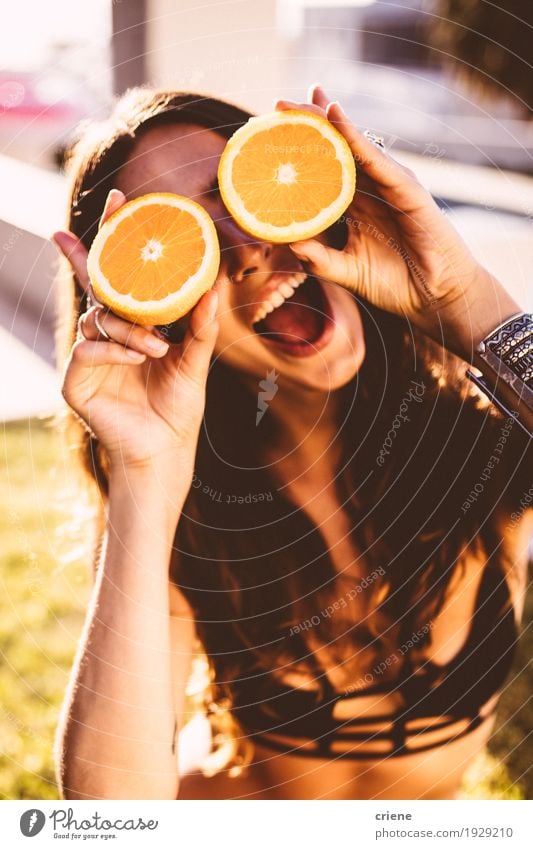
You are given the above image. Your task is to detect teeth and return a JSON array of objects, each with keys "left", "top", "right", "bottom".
[
  {"left": 270, "top": 290, "right": 285, "bottom": 309},
  {"left": 252, "top": 272, "right": 307, "bottom": 325},
  {"left": 279, "top": 282, "right": 296, "bottom": 299}
]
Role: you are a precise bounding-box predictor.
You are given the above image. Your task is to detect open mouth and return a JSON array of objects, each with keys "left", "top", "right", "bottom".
[{"left": 252, "top": 274, "right": 334, "bottom": 357}]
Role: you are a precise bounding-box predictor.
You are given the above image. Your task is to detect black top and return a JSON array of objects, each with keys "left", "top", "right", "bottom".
[{"left": 229, "top": 565, "right": 518, "bottom": 759}]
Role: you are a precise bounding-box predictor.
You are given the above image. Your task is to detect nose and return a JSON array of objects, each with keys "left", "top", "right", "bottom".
[{"left": 215, "top": 212, "right": 272, "bottom": 283}]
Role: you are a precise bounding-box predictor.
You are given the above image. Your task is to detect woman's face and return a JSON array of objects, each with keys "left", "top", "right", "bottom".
[{"left": 118, "top": 122, "right": 366, "bottom": 392}]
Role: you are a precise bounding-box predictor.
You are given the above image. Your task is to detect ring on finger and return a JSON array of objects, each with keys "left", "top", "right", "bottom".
[
  {"left": 94, "top": 307, "right": 113, "bottom": 341},
  {"left": 76, "top": 311, "right": 92, "bottom": 341},
  {"left": 76, "top": 318, "right": 87, "bottom": 342},
  {"left": 363, "top": 129, "right": 386, "bottom": 151},
  {"left": 87, "top": 282, "right": 104, "bottom": 310}
]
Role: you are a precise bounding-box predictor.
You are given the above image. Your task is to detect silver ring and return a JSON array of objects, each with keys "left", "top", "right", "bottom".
[
  {"left": 94, "top": 307, "right": 112, "bottom": 341},
  {"left": 87, "top": 282, "right": 104, "bottom": 310},
  {"left": 363, "top": 130, "right": 386, "bottom": 151}
]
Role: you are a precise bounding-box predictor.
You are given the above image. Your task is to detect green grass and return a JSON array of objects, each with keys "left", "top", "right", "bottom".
[
  {"left": 0, "top": 417, "right": 93, "bottom": 799},
  {"left": 0, "top": 418, "right": 531, "bottom": 799}
]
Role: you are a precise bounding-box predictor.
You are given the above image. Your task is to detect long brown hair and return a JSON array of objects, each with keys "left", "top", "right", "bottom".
[{"left": 57, "top": 87, "right": 529, "bottom": 772}]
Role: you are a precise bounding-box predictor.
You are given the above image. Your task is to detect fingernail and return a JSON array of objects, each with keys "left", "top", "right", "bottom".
[
  {"left": 328, "top": 100, "right": 344, "bottom": 116},
  {"left": 51, "top": 231, "right": 71, "bottom": 249},
  {"left": 308, "top": 82, "right": 323, "bottom": 101},
  {"left": 126, "top": 349, "right": 146, "bottom": 360},
  {"left": 102, "top": 192, "right": 114, "bottom": 215},
  {"left": 289, "top": 243, "right": 307, "bottom": 256},
  {"left": 53, "top": 232, "right": 81, "bottom": 262}
]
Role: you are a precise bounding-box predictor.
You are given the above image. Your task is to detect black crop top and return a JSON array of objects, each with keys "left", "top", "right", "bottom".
[{"left": 229, "top": 566, "right": 518, "bottom": 759}]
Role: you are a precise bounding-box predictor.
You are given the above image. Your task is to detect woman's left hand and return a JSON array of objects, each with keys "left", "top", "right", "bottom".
[{"left": 275, "top": 86, "right": 519, "bottom": 358}]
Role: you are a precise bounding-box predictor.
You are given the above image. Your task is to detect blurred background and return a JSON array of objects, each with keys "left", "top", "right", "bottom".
[{"left": 1, "top": 0, "right": 531, "bottom": 799}]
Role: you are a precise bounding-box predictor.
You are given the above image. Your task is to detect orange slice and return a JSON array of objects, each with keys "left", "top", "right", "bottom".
[
  {"left": 218, "top": 110, "right": 356, "bottom": 244},
  {"left": 87, "top": 192, "right": 220, "bottom": 324}
]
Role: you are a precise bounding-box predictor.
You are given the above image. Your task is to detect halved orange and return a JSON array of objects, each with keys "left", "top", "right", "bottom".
[
  {"left": 218, "top": 110, "right": 356, "bottom": 244},
  {"left": 87, "top": 193, "right": 220, "bottom": 325}
]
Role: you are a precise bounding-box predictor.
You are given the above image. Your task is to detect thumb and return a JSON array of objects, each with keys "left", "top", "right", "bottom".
[
  {"left": 289, "top": 239, "right": 359, "bottom": 293},
  {"left": 176, "top": 289, "right": 219, "bottom": 387}
]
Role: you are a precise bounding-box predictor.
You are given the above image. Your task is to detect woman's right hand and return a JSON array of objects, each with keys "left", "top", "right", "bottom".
[{"left": 54, "top": 190, "right": 219, "bottom": 480}]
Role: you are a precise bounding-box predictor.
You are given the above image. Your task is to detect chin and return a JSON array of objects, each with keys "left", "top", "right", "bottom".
[{"left": 282, "top": 332, "right": 366, "bottom": 392}]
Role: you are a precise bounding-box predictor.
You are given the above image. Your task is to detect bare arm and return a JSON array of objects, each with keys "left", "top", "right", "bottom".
[
  {"left": 52, "top": 189, "right": 218, "bottom": 799},
  {"left": 55, "top": 468, "right": 194, "bottom": 800}
]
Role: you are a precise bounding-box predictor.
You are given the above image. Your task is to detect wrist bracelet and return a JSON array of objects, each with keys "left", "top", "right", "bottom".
[{"left": 466, "top": 312, "right": 533, "bottom": 439}]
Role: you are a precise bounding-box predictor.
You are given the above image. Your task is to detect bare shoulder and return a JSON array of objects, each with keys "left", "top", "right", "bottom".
[
  {"left": 492, "top": 504, "right": 533, "bottom": 623},
  {"left": 424, "top": 508, "right": 531, "bottom": 667}
]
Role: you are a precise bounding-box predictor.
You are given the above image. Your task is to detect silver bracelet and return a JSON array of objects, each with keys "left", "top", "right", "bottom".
[{"left": 466, "top": 312, "right": 533, "bottom": 438}]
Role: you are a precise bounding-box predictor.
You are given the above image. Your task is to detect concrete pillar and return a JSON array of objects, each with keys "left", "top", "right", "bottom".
[
  {"left": 112, "top": 0, "right": 147, "bottom": 95},
  {"left": 144, "top": 0, "right": 290, "bottom": 113}
]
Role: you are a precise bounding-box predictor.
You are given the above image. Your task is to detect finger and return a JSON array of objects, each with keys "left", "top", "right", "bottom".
[
  {"left": 274, "top": 99, "right": 327, "bottom": 119},
  {"left": 274, "top": 96, "right": 411, "bottom": 190},
  {"left": 52, "top": 230, "right": 90, "bottom": 290},
  {"left": 289, "top": 239, "right": 359, "bottom": 293},
  {"left": 99, "top": 189, "right": 127, "bottom": 229},
  {"left": 177, "top": 290, "right": 219, "bottom": 386},
  {"left": 70, "top": 339, "right": 146, "bottom": 367},
  {"left": 326, "top": 101, "right": 425, "bottom": 198},
  {"left": 308, "top": 83, "right": 331, "bottom": 111},
  {"left": 76, "top": 308, "right": 96, "bottom": 342},
  {"left": 77, "top": 305, "right": 115, "bottom": 342},
  {"left": 80, "top": 306, "right": 169, "bottom": 357}
]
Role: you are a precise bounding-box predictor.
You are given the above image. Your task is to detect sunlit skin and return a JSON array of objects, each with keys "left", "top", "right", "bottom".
[
  {"left": 54, "top": 87, "right": 524, "bottom": 476},
  {"left": 116, "top": 120, "right": 366, "bottom": 469},
  {"left": 53, "top": 86, "right": 531, "bottom": 801}
]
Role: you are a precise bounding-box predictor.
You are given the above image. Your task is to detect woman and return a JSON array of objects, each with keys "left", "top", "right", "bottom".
[{"left": 53, "top": 85, "right": 532, "bottom": 800}]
